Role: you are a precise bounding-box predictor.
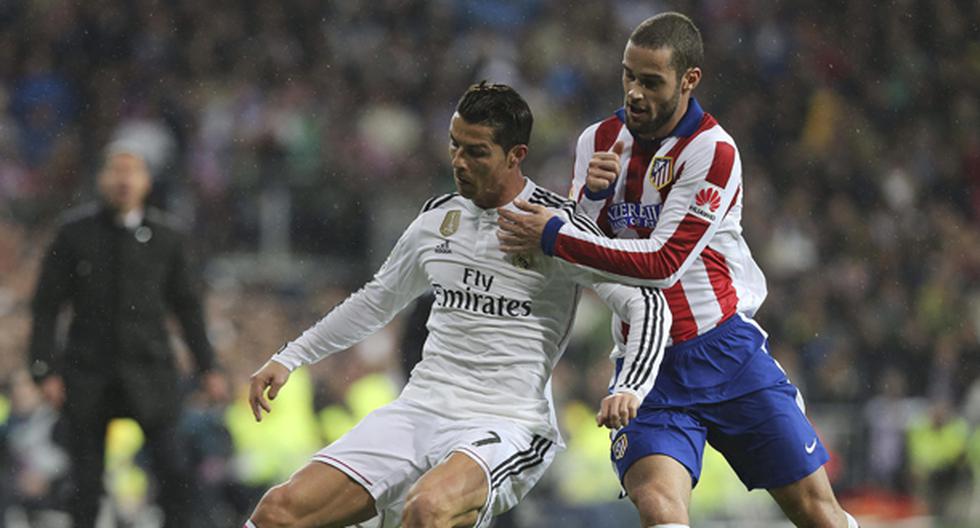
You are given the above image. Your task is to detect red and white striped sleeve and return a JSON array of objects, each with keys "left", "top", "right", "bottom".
[
  {"left": 569, "top": 123, "right": 605, "bottom": 219},
  {"left": 540, "top": 135, "right": 741, "bottom": 288}
]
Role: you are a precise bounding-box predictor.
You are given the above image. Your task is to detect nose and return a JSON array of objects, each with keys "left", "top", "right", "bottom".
[
  {"left": 451, "top": 149, "right": 466, "bottom": 170},
  {"left": 627, "top": 86, "right": 643, "bottom": 103}
]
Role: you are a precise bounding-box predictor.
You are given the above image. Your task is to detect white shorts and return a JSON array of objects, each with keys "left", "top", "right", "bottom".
[{"left": 313, "top": 398, "right": 559, "bottom": 528}]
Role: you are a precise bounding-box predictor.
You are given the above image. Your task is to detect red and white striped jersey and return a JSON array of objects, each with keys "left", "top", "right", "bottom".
[{"left": 540, "top": 98, "right": 766, "bottom": 345}]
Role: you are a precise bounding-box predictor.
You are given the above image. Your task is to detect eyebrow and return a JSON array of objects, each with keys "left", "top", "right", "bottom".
[
  {"left": 449, "top": 133, "right": 491, "bottom": 150},
  {"left": 622, "top": 64, "right": 667, "bottom": 83}
]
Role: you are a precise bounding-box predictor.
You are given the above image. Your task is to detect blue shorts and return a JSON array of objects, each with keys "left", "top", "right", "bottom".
[{"left": 609, "top": 314, "right": 829, "bottom": 490}]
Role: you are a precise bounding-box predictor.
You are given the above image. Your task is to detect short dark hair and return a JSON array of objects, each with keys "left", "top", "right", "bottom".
[
  {"left": 629, "top": 12, "right": 704, "bottom": 78},
  {"left": 455, "top": 82, "right": 532, "bottom": 152}
]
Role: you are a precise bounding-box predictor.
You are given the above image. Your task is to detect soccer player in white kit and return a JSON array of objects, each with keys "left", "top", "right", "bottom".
[{"left": 244, "top": 83, "right": 670, "bottom": 528}]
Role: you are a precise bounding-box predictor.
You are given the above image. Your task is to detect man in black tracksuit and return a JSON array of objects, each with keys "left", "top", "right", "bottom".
[{"left": 27, "top": 143, "right": 225, "bottom": 527}]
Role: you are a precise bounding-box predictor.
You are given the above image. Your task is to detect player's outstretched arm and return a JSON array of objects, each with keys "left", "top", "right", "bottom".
[
  {"left": 271, "top": 215, "right": 429, "bottom": 373},
  {"left": 248, "top": 359, "right": 291, "bottom": 422},
  {"left": 503, "top": 140, "right": 742, "bottom": 289},
  {"left": 497, "top": 200, "right": 556, "bottom": 254}
]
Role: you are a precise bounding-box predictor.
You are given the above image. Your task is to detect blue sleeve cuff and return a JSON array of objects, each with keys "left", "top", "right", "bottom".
[
  {"left": 541, "top": 216, "right": 565, "bottom": 256},
  {"left": 583, "top": 183, "right": 616, "bottom": 201}
]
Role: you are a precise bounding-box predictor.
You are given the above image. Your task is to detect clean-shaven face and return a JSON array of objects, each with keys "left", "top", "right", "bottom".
[{"left": 448, "top": 113, "right": 513, "bottom": 208}]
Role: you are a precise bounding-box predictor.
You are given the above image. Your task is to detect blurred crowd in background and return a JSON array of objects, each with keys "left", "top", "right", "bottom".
[{"left": 1, "top": 0, "right": 980, "bottom": 526}]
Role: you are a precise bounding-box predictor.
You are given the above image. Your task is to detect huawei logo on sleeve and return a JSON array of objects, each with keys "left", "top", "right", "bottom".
[
  {"left": 688, "top": 184, "right": 723, "bottom": 222},
  {"left": 695, "top": 187, "right": 721, "bottom": 212}
]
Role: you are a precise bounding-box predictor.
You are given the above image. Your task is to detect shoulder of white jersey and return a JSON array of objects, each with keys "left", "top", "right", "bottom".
[
  {"left": 419, "top": 192, "right": 461, "bottom": 214},
  {"left": 526, "top": 185, "right": 605, "bottom": 237}
]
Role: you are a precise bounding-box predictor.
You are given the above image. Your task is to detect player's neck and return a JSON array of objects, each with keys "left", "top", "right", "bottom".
[{"left": 474, "top": 172, "right": 525, "bottom": 209}]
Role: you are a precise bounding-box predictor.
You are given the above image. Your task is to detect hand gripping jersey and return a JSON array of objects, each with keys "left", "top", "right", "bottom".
[
  {"left": 274, "top": 179, "right": 670, "bottom": 444},
  {"left": 540, "top": 98, "right": 766, "bottom": 345}
]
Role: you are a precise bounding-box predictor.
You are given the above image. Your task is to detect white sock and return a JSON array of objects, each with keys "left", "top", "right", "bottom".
[
  {"left": 244, "top": 521, "right": 257, "bottom": 528},
  {"left": 845, "top": 511, "right": 859, "bottom": 528}
]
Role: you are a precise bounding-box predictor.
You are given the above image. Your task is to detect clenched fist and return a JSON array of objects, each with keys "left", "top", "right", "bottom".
[
  {"left": 586, "top": 140, "right": 626, "bottom": 193},
  {"left": 596, "top": 391, "right": 640, "bottom": 429}
]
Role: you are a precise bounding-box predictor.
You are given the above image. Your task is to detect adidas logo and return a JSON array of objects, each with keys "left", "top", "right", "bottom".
[{"left": 435, "top": 240, "right": 452, "bottom": 254}]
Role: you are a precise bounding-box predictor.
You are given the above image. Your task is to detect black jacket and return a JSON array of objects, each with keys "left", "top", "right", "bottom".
[{"left": 28, "top": 203, "right": 215, "bottom": 419}]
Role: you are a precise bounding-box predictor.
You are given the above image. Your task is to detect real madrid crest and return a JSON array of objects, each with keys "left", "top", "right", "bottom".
[
  {"left": 440, "top": 210, "right": 461, "bottom": 237},
  {"left": 646, "top": 156, "right": 675, "bottom": 190},
  {"left": 510, "top": 252, "right": 534, "bottom": 270}
]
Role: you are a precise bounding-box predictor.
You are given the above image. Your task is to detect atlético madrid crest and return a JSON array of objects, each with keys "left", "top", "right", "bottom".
[
  {"left": 646, "top": 156, "right": 675, "bottom": 190},
  {"left": 440, "top": 210, "right": 461, "bottom": 237},
  {"left": 612, "top": 433, "right": 629, "bottom": 460}
]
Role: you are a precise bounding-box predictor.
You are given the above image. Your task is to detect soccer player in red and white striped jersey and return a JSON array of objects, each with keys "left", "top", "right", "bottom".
[
  {"left": 566, "top": 87, "right": 762, "bottom": 346},
  {"left": 498, "top": 12, "right": 859, "bottom": 528}
]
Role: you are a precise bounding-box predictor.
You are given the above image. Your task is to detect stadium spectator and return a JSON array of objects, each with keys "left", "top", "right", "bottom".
[
  {"left": 0, "top": 369, "right": 69, "bottom": 526},
  {"left": 906, "top": 400, "right": 971, "bottom": 521}
]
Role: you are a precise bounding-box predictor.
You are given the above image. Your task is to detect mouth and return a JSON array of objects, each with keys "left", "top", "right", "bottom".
[{"left": 626, "top": 103, "right": 649, "bottom": 121}]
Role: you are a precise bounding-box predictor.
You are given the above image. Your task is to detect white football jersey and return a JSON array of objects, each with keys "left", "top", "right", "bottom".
[{"left": 273, "top": 179, "right": 670, "bottom": 444}]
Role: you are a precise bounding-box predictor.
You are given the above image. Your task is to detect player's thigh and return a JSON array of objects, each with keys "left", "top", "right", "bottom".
[
  {"left": 406, "top": 452, "right": 489, "bottom": 523},
  {"left": 311, "top": 398, "right": 439, "bottom": 520},
  {"left": 255, "top": 461, "right": 376, "bottom": 528},
  {"left": 705, "top": 383, "right": 829, "bottom": 490},
  {"left": 768, "top": 466, "right": 845, "bottom": 526},
  {"left": 611, "top": 407, "right": 707, "bottom": 489},
  {"left": 446, "top": 424, "right": 557, "bottom": 527},
  {"left": 610, "top": 407, "right": 704, "bottom": 523}
]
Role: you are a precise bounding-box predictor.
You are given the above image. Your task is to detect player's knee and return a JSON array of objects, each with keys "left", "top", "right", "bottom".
[
  {"left": 781, "top": 491, "right": 844, "bottom": 527},
  {"left": 629, "top": 484, "right": 688, "bottom": 525},
  {"left": 251, "top": 485, "right": 300, "bottom": 528},
  {"left": 403, "top": 488, "right": 452, "bottom": 527}
]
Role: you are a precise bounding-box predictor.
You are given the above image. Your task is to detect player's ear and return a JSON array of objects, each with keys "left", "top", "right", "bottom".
[
  {"left": 681, "top": 67, "right": 702, "bottom": 93},
  {"left": 508, "top": 145, "right": 528, "bottom": 168}
]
